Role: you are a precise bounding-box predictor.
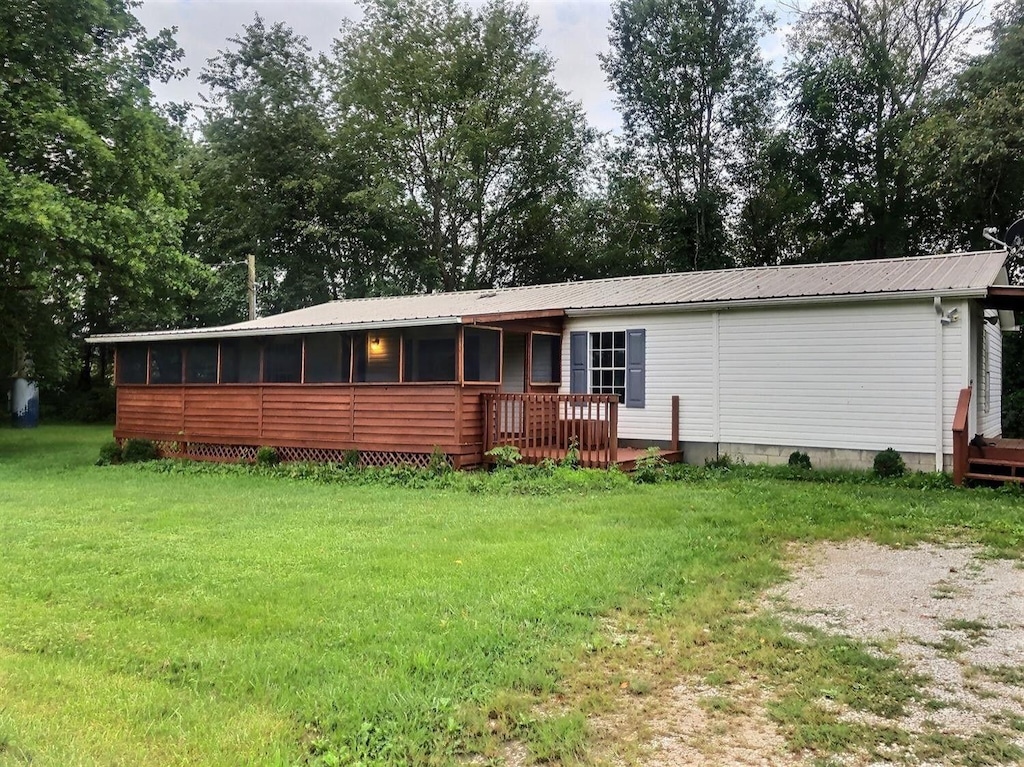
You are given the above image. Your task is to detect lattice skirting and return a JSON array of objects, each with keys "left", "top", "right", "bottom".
[{"left": 128, "top": 439, "right": 453, "bottom": 469}]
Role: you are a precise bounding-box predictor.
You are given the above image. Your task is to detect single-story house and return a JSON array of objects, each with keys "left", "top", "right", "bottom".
[{"left": 88, "top": 251, "right": 1024, "bottom": 477}]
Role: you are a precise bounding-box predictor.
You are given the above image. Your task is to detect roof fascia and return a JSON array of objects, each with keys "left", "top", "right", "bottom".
[
  {"left": 564, "top": 288, "right": 992, "bottom": 318},
  {"left": 87, "top": 316, "right": 461, "bottom": 344}
]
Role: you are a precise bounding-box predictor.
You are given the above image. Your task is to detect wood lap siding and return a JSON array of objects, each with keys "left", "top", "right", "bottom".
[{"left": 114, "top": 384, "right": 491, "bottom": 462}]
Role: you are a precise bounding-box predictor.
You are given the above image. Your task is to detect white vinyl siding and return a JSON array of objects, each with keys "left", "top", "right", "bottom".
[
  {"left": 563, "top": 298, "right": 981, "bottom": 459},
  {"left": 981, "top": 313, "right": 1003, "bottom": 437},
  {"left": 717, "top": 302, "right": 937, "bottom": 452},
  {"left": 563, "top": 312, "right": 714, "bottom": 442}
]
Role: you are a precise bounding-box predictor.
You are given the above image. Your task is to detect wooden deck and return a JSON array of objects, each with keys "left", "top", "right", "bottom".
[
  {"left": 953, "top": 387, "right": 1024, "bottom": 485},
  {"left": 965, "top": 437, "right": 1024, "bottom": 485}
]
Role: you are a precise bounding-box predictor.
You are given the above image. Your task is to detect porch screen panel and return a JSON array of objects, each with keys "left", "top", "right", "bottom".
[
  {"left": 117, "top": 344, "right": 148, "bottom": 384},
  {"left": 220, "top": 339, "right": 261, "bottom": 383},
  {"left": 264, "top": 337, "right": 302, "bottom": 383},
  {"left": 404, "top": 326, "right": 457, "bottom": 382},
  {"left": 354, "top": 330, "right": 399, "bottom": 382},
  {"left": 185, "top": 343, "right": 218, "bottom": 384},
  {"left": 149, "top": 344, "right": 182, "bottom": 384},
  {"left": 464, "top": 327, "right": 500, "bottom": 382},
  {"left": 530, "top": 334, "right": 560, "bottom": 384},
  {"left": 305, "top": 333, "right": 350, "bottom": 383}
]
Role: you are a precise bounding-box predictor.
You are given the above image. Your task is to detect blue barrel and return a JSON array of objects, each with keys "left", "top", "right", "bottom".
[{"left": 11, "top": 378, "right": 39, "bottom": 428}]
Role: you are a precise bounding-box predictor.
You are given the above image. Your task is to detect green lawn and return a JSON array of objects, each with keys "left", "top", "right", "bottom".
[{"left": 1, "top": 425, "right": 1022, "bottom": 766}]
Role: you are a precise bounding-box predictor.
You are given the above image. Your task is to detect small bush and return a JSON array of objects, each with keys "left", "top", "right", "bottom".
[
  {"left": 561, "top": 436, "right": 581, "bottom": 469},
  {"left": 788, "top": 451, "right": 813, "bottom": 470},
  {"left": 427, "top": 446, "right": 451, "bottom": 476},
  {"left": 873, "top": 447, "right": 906, "bottom": 478},
  {"left": 487, "top": 444, "right": 522, "bottom": 469},
  {"left": 633, "top": 447, "right": 667, "bottom": 484},
  {"left": 256, "top": 446, "right": 280, "bottom": 466},
  {"left": 341, "top": 449, "right": 360, "bottom": 469},
  {"left": 705, "top": 452, "right": 734, "bottom": 470},
  {"left": 121, "top": 438, "right": 158, "bottom": 463},
  {"left": 97, "top": 440, "right": 123, "bottom": 465}
]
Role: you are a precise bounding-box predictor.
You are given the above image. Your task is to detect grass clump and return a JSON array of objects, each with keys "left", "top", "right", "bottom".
[
  {"left": 632, "top": 447, "right": 667, "bottom": 484},
  {"left": 255, "top": 445, "right": 280, "bottom": 466}
]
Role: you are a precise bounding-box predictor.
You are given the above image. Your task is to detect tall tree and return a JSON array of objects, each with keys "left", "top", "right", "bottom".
[
  {"left": 781, "top": 0, "right": 982, "bottom": 263},
  {"left": 0, "top": 0, "right": 202, "bottom": 385},
  {"left": 602, "top": 0, "right": 774, "bottom": 272},
  {"left": 329, "top": 0, "right": 592, "bottom": 291},
  {"left": 192, "top": 16, "right": 336, "bottom": 318},
  {"left": 912, "top": 0, "right": 1024, "bottom": 260}
]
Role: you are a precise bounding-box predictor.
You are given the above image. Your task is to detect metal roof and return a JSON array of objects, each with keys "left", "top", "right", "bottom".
[{"left": 89, "top": 250, "right": 1009, "bottom": 343}]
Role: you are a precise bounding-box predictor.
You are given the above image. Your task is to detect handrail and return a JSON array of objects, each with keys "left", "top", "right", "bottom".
[
  {"left": 483, "top": 392, "right": 620, "bottom": 468},
  {"left": 952, "top": 386, "right": 972, "bottom": 486}
]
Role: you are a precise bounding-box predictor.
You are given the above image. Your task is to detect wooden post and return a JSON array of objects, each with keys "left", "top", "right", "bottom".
[
  {"left": 671, "top": 395, "right": 680, "bottom": 452},
  {"left": 608, "top": 398, "right": 618, "bottom": 467},
  {"left": 952, "top": 386, "right": 972, "bottom": 486},
  {"left": 247, "top": 254, "right": 257, "bottom": 321}
]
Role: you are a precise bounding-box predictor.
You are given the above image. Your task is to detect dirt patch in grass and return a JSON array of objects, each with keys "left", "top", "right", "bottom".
[
  {"left": 589, "top": 542, "right": 1024, "bottom": 766},
  {"left": 774, "top": 542, "right": 1024, "bottom": 745}
]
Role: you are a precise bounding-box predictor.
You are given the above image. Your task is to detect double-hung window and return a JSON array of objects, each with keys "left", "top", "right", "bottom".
[{"left": 569, "top": 329, "right": 646, "bottom": 408}]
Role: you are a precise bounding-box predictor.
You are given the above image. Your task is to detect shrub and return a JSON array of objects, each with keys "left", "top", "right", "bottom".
[
  {"left": 705, "top": 452, "right": 733, "bottom": 470},
  {"left": 427, "top": 446, "right": 452, "bottom": 476},
  {"left": 486, "top": 444, "right": 522, "bottom": 469},
  {"left": 97, "top": 440, "right": 123, "bottom": 465},
  {"left": 561, "top": 436, "right": 581, "bottom": 469},
  {"left": 873, "top": 447, "right": 906, "bottom": 478},
  {"left": 121, "top": 438, "right": 158, "bottom": 463},
  {"left": 341, "top": 449, "right": 360, "bottom": 469},
  {"left": 788, "top": 451, "right": 812, "bottom": 470},
  {"left": 633, "top": 447, "right": 667, "bottom": 484},
  {"left": 256, "top": 446, "right": 280, "bottom": 466}
]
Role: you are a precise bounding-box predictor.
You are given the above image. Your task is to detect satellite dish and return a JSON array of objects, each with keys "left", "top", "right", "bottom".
[{"left": 1007, "top": 218, "right": 1024, "bottom": 251}]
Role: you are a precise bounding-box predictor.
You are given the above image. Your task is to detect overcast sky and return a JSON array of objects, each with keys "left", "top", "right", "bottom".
[{"left": 135, "top": 0, "right": 791, "bottom": 134}]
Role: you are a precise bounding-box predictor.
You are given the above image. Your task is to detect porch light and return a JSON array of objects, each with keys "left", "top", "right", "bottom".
[{"left": 368, "top": 334, "right": 386, "bottom": 358}]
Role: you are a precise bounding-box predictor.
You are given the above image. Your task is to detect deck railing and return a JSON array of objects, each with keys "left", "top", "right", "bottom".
[
  {"left": 482, "top": 392, "right": 619, "bottom": 468},
  {"left": 952, "top": 386, "right": 972, "bottom": 485}
]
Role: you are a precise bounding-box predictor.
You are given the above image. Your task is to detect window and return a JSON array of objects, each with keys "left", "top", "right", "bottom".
[
  {"left": 185, "top": 343, "right": 218, "bottom": 384},
  {"left": 353, "top": 330, "right": 399, "bottom": 382},
  {"left": 464, "top": 327, "right": 501, "bottom": 382},
  {"left": 590, "top": 331, "right": 626, "bottom": 401},
  {"left": 117, "top": 345, "right": 148, "bottom": 384},
  {"left": 404, "top": 326, "right": 457, "bottom": 382},
  {"left": 149, "top": 344, "right": 182, "bottom": 384},
  {"left": 570, "top": 329, "right": 645, "bottom": 408},
  {"left": 263, "top": 337, "right": 302, "bottom": 383},
  {"left": 305, "top": 333, "right": 350, "bottom": 383},
  {"left": 220, "top": 339, "right": 261, "bottom": 383},
  {"left": 530, "top": 333, "right": 560, "bottom": 384}
]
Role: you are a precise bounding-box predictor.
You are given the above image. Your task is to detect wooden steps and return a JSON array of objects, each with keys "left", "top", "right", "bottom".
[{"left": 965, "top": 451, "right": 1024, "bottom": 485}]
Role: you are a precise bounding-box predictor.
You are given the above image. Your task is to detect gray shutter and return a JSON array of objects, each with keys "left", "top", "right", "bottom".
[
  {"left": 625, "top": 329, "right": 645, "bottom": 408},
  {"left": 570, "top": 331, "right": 587, "bottom": 393}
]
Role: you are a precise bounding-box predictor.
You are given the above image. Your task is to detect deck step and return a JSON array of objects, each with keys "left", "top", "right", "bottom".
[
  {"left": 967, "top": 457, "right": 1024, "bottom": 468},
  {"left": 965, "top": 471, "right": 1024, "bottom": 483}
]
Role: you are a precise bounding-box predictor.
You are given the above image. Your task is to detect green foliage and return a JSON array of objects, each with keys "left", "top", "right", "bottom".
[
  {"left": 486, "top": 444, "right": 523, "bottom": 469},
  {"left": 0, "top": 0, "right": 205, "bottom": 383},
  {"left": 788, "top": 451, "right": 812, "bottom": 470},
  {"left": 561, "top": 435, "right": 581, "bottom": 468},
  {"left": 602, "top": 0, "right": 774, "bottom": 271},
  {"left": 120, "top": 439, "right": 158, "bottom": 464},
  {"left": 329, "top": 0, "right": 593, "bottom": 291},
  {"left": 633, "top": 447, "right": 668, "bottom": 483},
  {"left": 873, "top": 448, "right": 907, "bottom": 479},
  {"left": 40, "top": 386, "right": 116, "bottom": 424},
  {"left": 705, "top": 452, "right": 734, "bottom": 470},
  {"left": 341, "top": 449, "right": 360, "bottom": 469},
  {"left": 426, "top": 446, "right": 452, "bottom": 476},
  {"left": 255, "top": 446, "right": 280, "bottom": 467},
  {"left": 97, "top": 440, "right": 123, "bottom": 466}
]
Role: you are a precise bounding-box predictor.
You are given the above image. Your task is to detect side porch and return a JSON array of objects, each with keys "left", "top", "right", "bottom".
[{"left": 482, "top": 392, "right": 684, "bottom": 470}]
